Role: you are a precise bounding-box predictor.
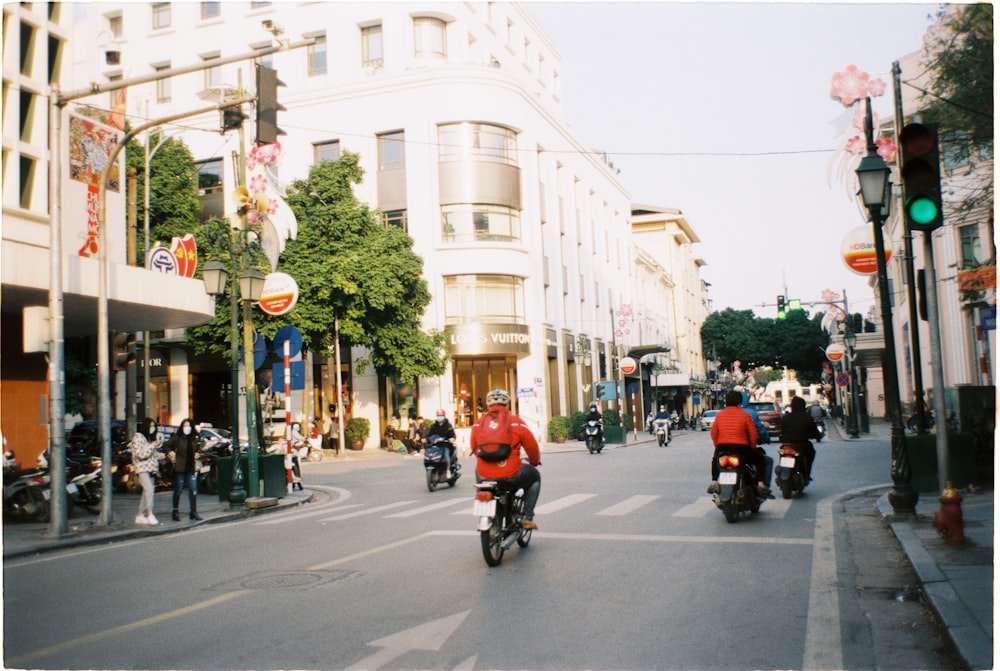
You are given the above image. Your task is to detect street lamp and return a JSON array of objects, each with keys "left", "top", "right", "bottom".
[
  {"left": 203, "top": 221, "right": 265, "bottom": 505},
  {"left": 855, "top": 96, "right": 917, "bottom": 512},
  {"left": 843, "top": 329, "right": 860, "bottom": 439}
]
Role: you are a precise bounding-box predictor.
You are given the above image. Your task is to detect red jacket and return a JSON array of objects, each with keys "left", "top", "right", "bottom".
[
  {"left": 471, "top": 406, "right": 540, "bottom": 479},
  {"left": 710, "top": 406, "right": 757, "bottom": 448}
]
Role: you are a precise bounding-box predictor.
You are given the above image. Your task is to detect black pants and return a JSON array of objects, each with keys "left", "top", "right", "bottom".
[
  {"left": 477, "top": 464, "right": 541, "bottom": 519},
  {"left": 711, "top": 444, "right": 772, "bottom": 487}
]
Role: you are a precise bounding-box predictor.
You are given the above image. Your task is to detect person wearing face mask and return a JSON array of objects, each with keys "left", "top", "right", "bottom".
[
  {"left": 426, "top": 410, "right": 457, "bottom": 476},
  {"left": 165, "top": 418, "right": 202, "bottom": 521},
  {"left": 131, "top": 417, "right": 162, "bottom": 525}
]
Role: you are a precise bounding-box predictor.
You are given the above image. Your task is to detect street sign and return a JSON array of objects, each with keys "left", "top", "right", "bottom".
[
  {"left": 825, "top": 343, "right": 845, "bottom": 363},
  {"left": 836, "top": 372, "right": 850, "bottom": 387},
  {"left": 273, "top": 325, "right": 303, "bottom": 358},
  {"left": 619, "top": 357, "right": 637, "bottom": 375},
  {"left": 258, "top": 272, "right": 299, "bottom": 316}
]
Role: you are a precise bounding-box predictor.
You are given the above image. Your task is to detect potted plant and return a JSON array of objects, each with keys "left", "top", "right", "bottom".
[
  {"left": 344, "top": 417, "right": 370, "bottom": 450},
  {"left": 570, "top": 411, "right": 587, "bottom": 441},
  {"left": 548, "top": 415, "right": 571, "bottom": 443}
]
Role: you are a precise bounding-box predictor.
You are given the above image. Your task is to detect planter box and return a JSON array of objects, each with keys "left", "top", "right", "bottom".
[
  {"left": 904, "top": 433, "right": 978, "bottom": 492},
  {"left": 603, "top": 426, "right": 626, "bottom": 444}
]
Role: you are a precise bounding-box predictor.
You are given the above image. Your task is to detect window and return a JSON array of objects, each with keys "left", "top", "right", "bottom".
[
  {"left": 959, "top": 225, "right": 983, "bottom": 268},
  {"left": 442, "top": 204, "right": 521, "bottom": 242},
  {"left": 442, "top": 275, "right": 525, "bottom": 325},
  {"left": 251, "top": 1, "right": 271, "bottom": 7},
  {"left": 201, "top": 1, "right": 220, "bottom": 19},
  {"left": 108, "top": 13, "right": 123, "bottom": 38},
  {"left": 108, "top": 74, "right": 122, "bottom": 109},
  {"left": 382, "top": 209, "right": 407, "bottom": 231},
  {"left": 361, "top": 24, "right": 383, "bottom": 67},
  {"left": 438, "top": 122, "right": 517, "bottom": 165},
  {"left": 377, "top": 131, "right": 405, "bottom": 170},
  {"left": 154, "top": 63, "right": 171, "bottom": 102},
  {"left": 202, "top": 53, "right": 221, "bottom": 89},
  {"left": 308, "top": 34, "right": 327, "bottom": 76},
  {"left": 313, "top": 140, "right": 341, "bottom": 164},
  {"left": 414, "top": 17, "right": 446, "bottom": 59},
  {"left": 152, "top": 3, "right": 171, "bottom": 30},
  {"left": 196, "top": 158, "right": 224, "bottom": 195},
  {"left": 942, "top": 131, "right": 970, "bottom": 173}
]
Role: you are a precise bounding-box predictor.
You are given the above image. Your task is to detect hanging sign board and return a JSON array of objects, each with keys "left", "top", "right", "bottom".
[
  {"left": 825, "top": 343, "right": 846, "bottom": 363},
  {"left": 841, "top": 226, "right": 890, "bottom": 276},
  {"left": 619, "top": 357, "right": 637, "bottom": 375},
  {"left": 258, "top": 272, "right": 299, "bottom": 316}
]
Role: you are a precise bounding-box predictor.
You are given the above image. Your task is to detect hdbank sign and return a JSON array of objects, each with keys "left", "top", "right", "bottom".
[{"left": 446, "top": 323, "right": 532, "bottom": 356}]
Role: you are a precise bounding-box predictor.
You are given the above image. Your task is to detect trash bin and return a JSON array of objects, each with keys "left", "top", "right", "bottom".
[
  {"left": 260, "top": 453, "right": 287, "bottom": 498},
  {"left": 217, "top": 456, "right": 233, "bottom": 502}
]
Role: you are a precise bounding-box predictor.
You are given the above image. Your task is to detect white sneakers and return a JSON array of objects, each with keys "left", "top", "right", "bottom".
[
  {"left": 135, "top": 513, "right": 160, "bottom": 526},
  {"left": 135, "top": 515, "right": 147, "bottom": 525}
]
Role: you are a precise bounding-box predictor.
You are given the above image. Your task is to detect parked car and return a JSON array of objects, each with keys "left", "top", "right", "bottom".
[
  {"left": 746, "top": 400, "right": 783, "bottom": 438},
  {"left": 700, "top": 409, "right": 720, "bottom": 431},
  {"left": 67, "top": 420, "right": 128, "bottom": 456}
]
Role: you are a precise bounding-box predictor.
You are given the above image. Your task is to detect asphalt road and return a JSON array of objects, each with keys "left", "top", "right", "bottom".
[{"left": 3, "top": 429, "right": 963, "bottom": 670}]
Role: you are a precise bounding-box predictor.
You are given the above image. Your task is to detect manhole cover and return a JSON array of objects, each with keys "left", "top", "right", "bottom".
[{"left": 207, "top": 569, "right": 361, "bottom": 592}]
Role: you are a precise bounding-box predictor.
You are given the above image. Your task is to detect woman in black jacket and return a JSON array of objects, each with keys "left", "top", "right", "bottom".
[{"left": 166, "top": 418, "right": 202, "bottom": 521}]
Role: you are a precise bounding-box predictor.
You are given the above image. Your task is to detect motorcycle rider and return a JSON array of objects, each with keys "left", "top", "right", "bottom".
[
  {"left": 652, "top": 405, "right": 672, "bottom": 440},
  {"left": 426, "top": 409, "right": 457, "bottom": 476},
  {"left": 708, "top": 390, "right": 774, "bottom": 497},
  {"left": 780, "top": 396, "right": 821, "bottom": 483},
  {"left": 586, "top": 402, "right": 604, "bottom": 446},
  {"left": 471, "top": 389, "right": 542, "bottom": 530}
]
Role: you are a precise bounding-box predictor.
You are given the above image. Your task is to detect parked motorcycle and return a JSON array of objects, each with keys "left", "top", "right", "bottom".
[
  {"left": 423, "top": 437, "right": 460, "bottom": 492},
  {"left": 584, "top": 419, "right": 604, "bottom": 454},
  {"left": 473, "top": 480, "right": 532, "bottom": 566},
  {"left": 774, "top": 443, "right": 808, "bottom": 499},
  {"left": 654, "top": 418, "right": 671, "bottom": 447},
  {"left": 41, "top": 451, "right": 104, "bottom": 516},
  {"left": 711, "top": 448, "right": 767, "bottom": 523},
  {"left": 3, "top": 451, "right": 48, "bottom": 522}
]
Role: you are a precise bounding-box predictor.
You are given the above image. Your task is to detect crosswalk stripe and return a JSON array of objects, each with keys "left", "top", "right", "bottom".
[
  {"left": 673, "top": 497, "right": 716, "bottom": 517},
  {"left": 596, "top": 495, "right": 661, "bottom": 516},
  {"left": 534, "top": 493, "right": 596, "bottom": 514},
  {"left": 385, "top": 497, "right": 468, "bottom": 518},
  {"left": 319, "top": 500, "right": 416, "bottom": 522}
]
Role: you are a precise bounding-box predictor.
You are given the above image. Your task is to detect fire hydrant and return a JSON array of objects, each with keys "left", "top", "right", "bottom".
[{"left": 931, "top": 481, "right": 965, "bottom": 546}]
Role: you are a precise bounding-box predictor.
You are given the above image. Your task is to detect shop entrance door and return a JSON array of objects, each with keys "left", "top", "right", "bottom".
[{"left": 452, "top": 357, "right": 515, "bottom": 427}]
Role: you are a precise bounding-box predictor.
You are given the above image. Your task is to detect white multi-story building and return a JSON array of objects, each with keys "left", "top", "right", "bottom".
[{"left": 4, "top": 2, "right": 709, "bottom": 454}]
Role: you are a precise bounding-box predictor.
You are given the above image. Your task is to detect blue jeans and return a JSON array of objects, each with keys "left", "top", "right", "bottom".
[{"left": 172, "top": 472, "right": 198, "bottom": 512}]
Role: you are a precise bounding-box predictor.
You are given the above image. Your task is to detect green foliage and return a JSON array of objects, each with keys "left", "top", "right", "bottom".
[
  {"left": 64, "top": 339, "right": 97, "bottom": 418},
  {"left": 548, "top": 415, "right": 571, "bottom": 440},
  {"left": 186, "top": 152, "right": 449, "bottom": 383},
  {"left": 602, "top": 409, "right": 621, "bottom": 427},
  {"left": 701, "top": 307, "right": 830, "bottom": 385},
  {"left": 569, "top": 411, "right": 587, "bottom": 439},
  {"left": 344, "top": 417, "right": 370, "bottom": 443}
]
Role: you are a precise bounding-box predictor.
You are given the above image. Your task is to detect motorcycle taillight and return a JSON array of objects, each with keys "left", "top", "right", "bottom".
[
  {"left": 475, "top": 491, "right": 494, "bottom": 502},
  {"left": 781, "top": 446, "right": 797, "bottom": 456},
  {"left": 718, "top": 454, "right": 740, "bottom": 468}
]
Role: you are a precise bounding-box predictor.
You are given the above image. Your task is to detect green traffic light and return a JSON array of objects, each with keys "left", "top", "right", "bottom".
[{"left": 907, "top": 195, "right": 939, "bottom": 225}]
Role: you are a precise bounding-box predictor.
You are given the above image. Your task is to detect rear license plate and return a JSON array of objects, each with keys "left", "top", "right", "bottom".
[
  {"left": 473, "top": 499, "right": 496, "bottom": 517},
  {"left": 199, "top": 465, "right": 210, "bottom": 474},
  {"left": 719, "top": 472, "right": 737, "bottom": 485},
  {"left": 780, "top": 456, "right": 796, "bottom": 468},
  {"left": 66, "top": 483, "right": 78, "bottom": 494}
]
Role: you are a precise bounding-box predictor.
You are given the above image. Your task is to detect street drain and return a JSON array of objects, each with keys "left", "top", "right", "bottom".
[{"left": 206, "top": 569, "right": 361, "bottom": 592}]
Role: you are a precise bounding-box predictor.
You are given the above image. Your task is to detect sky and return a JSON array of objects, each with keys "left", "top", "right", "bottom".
[{"left": 526, "top": 1, "right": 939, "bottom": 318}]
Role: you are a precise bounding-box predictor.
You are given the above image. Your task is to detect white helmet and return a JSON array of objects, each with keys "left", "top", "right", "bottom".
[{"left": 485, "top": 388, "right": 510, "bottom": 407}]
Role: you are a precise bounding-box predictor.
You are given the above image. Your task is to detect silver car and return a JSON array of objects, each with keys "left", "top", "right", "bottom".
[{"left": 700, "top": 409, "right": 720, "bottom": 431}]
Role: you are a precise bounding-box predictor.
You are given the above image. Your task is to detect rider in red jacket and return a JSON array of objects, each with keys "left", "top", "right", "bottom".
[
  {"left": 470, "top": 388, "right": 541, "bottom": 529},
  {"left": 708, "top": 390, "right": 772, "bottom": 496}
]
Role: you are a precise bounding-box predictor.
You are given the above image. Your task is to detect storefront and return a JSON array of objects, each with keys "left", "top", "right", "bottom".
[{"left": 446, "top": 322, "right": 530, "bottom": 426}]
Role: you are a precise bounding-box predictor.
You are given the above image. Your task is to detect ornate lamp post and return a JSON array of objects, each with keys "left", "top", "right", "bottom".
[
  {"left": 203, "top": 221, "right": 265, "bottom": 505},
  {"left": 843, "top": 329, "right": 860, "bottom": 438},
  {"left": 855, "top": 97, "right": 918, "bottom": 512}
]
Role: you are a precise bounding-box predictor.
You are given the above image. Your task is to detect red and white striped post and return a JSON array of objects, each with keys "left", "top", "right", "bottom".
[{"left": 283, "top": 340, "right": 293, "bottom": 491}]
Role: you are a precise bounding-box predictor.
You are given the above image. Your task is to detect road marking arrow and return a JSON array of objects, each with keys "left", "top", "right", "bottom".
[{"left": 346, "top": 610, "right": 471, "bottom": 671}]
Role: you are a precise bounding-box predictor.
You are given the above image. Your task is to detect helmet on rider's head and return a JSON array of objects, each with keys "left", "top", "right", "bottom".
[
  {"left": 485, "top": 388, "right": 510, "bottom": 407},
  {"left": 589, "top": 403, "right": 599, "bottom": 412},
  {"left": 659, "top": 405, "right": 665, "bottom": 412}
]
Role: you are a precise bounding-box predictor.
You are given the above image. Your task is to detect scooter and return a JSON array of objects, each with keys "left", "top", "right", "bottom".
[
  {"left": 654, "top": 418, "right": 671, "bottom": 447},
  {"left": 711, "top": 447, "right": 767, "bottom": 523},
  {"left": 3, "top": 451, "right": 48, "bottom": 522},
  {"left": 584, "top": 419, "right": 604, "bottom": 454},
  {"left": 774, "top": 443, "right": 808, "bottom": 499},
  {"left": 474, "top": 480, "right": 532, "bottom": 566},
  {"left": 814, "top": 420, "right": 825, "bottom": 442},
  {"left": 423, "top": 437, "right": 460, "bottom": 492}
]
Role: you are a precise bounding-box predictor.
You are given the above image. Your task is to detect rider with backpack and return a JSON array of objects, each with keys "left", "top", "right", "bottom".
[{"left": 470, "top": 388, "right": 542, "bottom": 530}]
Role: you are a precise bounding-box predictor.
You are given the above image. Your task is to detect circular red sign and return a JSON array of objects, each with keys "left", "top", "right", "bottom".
[{"left": 619, "top": 357, "right": 637, "bottom": 375}]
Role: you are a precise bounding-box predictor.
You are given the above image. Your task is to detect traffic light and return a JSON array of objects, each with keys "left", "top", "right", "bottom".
[
  {"left": 220, "top": 104, "right": 247, "bottom": 132},
  {"left": 788, "top": 298, "right": 802, "bottom": 312},
  {"left": 112, "top": 331, "right": 136, "bottom": 372},
  {"left": 777, "top": 295, "right": 786, "bottom": 319},
  {"left": 255, "top": 64, "right": 286, "bottom": 145},
  {"left": 899, "top": 122, "right": 943, "bottom": 231}
]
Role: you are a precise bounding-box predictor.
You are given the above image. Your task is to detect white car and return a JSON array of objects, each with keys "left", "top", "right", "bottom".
[{"left": 700, "top": 410, "right": 720, "bottom": 431}]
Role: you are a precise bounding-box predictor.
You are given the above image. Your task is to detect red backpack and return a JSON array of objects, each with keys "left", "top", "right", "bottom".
[{"left": 475, "top": 410, "right": 513, "bottom": 463}]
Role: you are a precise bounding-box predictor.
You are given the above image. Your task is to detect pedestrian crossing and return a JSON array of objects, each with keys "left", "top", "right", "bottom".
[{"left": 259, "top": 491, "right": 797, "bottom": 526}]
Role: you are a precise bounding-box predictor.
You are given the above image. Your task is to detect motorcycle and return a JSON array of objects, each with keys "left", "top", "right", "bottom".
[
  {"left": 654, "top": 418, "right": 671, "bottom": 447},
  {"left": 584, "top": 419, "right": 604, "bottom": 454},
  {"left": 423, "top": 437, "right": 460, "bottom": 492},
  {"left": 774, "top": 443, "right": 808, "bottom": 499},
  {"left": 3, "top": 451, "right": 48, "bottom": 522},
  {"left": 711, "top": 447, "right": 767, "bottom": 523},
  {"left": 814, "top": 420, "right": 825, "bottom": 442},
  {"left": 473, "top": 480, "right": 532, "bottom": 566}
]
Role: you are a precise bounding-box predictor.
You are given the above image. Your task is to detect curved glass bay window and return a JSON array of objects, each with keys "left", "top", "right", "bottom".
[
  {"left": 439, "top": 122, "right": 517, "bottom": 165},
  {"left": 442, "top": 204, "right": 520, "bottom": 242},
  {"left": 443, "top": 274, "right": 525, "bottom": 325}
]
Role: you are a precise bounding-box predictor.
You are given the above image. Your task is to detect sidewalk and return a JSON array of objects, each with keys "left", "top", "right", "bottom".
[{"left": 3, "top": 426, "right": 993, "bottom": 670}]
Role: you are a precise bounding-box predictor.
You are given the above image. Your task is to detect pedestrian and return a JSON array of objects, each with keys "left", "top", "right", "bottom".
[
  {"left": 165, "top": 417, "right": 202, "bottom": 521},
  {"left": 131, "top": 417, "right": 161, "bottom": 525}
]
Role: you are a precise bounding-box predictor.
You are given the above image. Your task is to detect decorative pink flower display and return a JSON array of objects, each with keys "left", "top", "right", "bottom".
[
  {"left": 876, "top": 138, "right": 897, "bottom": 163},
  {"left": 246, "top": 141, "right": 282, "bottom": 171},
  {"left": 868, "top": 77, "right": 887, "bottom": 97},
  {"left": 830, "top": 65, "right": 869, "bottom": 106},
  {"left": 247, "top": 210, "right": 261, "bottom": 224},
  {"left": 846, "top": 135, "right": 866, "bottom": 155},
  {"left": 249, "top": 173, "right": 268, "bottom": 194}
]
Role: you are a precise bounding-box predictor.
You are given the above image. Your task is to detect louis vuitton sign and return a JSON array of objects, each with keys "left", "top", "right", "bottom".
[{"left": 446, "top": 323, "right": 532, "bottom": 356}]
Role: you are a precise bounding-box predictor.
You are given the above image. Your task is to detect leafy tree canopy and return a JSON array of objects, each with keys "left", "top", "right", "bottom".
[{"left": 188, "top": 152, "right": 448, "bottom": 385}]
